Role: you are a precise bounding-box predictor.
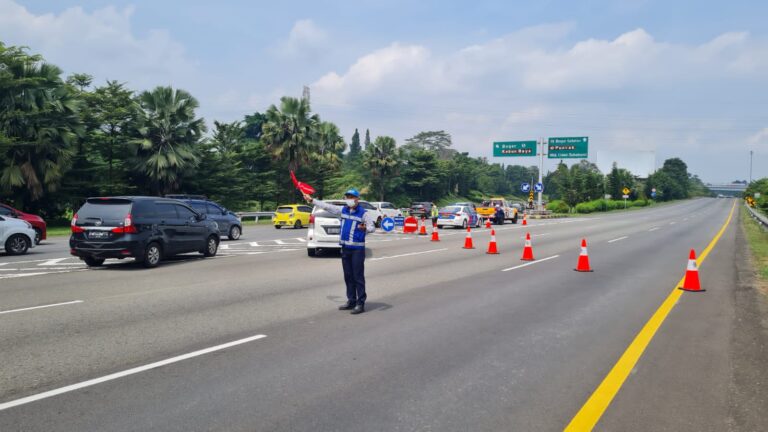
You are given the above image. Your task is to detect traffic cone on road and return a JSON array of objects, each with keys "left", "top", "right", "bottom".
[
  {"left": 463, "top": 227, "right": 475, "bottom": 249},
  {"left": 522, "top": 214, "right": 528, "bottom": 226},
  {"left": 485, "top": 219, "right": 491, "bottom": 229},
  {"left": 574, "top": 239, "right": 593, "bottom": 272},
  {"left": 419, "top": 218, "right": 428, "bottom": 236},
  {"left": 486, "top": 229, "right": 499, "bottom": 254},
  {"left": 520, "top": 232, "right": 534, "bottom": 261},
  {"left": 679, "top": 249, "right": 703, "bottom": 292},
  {"left": 431, "top": 225, "right": 440, "bottom": 242}
]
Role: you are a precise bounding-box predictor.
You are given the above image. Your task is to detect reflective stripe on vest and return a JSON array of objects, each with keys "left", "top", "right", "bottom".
[{"left": 340, "top": 205, "right": 367, "bottom": 249}]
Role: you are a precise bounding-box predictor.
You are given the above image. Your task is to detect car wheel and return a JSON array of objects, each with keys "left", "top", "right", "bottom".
[
  {"left": 202, "top": 236, "right": 219, "bottom": 257},
  {"left": 461, "top": 219, "right": 467, "bottom": 229},
  {"left": 228, "top": 225, "right": 242, "bottom": 240},
  {"left": 5, "top": 234, "right": 30, "bottom": 255},
  {"left": 142, "top": 242, "right": 162, "bottom": 268},
  {"left": 294, "top": 220, "right": 302, "bottom": 229},
  {"left": 34, "top": 228, "right": 42, "bottom": 245},
  {"left": 83, "top": 257, "right": 105, "bottom": 267},
  {"left": 307, "top": 248, "right": 316, "bottom": 257},
  {"left": 274, "top": 225, "right": 281, "bottom": 229}
]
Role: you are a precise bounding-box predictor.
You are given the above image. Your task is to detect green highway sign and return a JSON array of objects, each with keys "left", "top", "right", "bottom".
[
  {"left": 548, "top": 137, "right": 589, "bottom": 159},
  {"left": 493, "top": 141, "right": 537, "bottom": 157}
]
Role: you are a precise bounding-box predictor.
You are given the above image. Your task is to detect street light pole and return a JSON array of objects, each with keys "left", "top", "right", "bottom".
[{"left": 749, "top": 150, "right": 753, "bottom": 184}]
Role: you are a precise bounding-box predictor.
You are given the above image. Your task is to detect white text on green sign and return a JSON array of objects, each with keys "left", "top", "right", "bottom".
[
  {"left": 493, "top": 141, "right": 537, "bottom": 157},
  {"left": 548, "top": 137, "right": 589, "bottom": 159}
]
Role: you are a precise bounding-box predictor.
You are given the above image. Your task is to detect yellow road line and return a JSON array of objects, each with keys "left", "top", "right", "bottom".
[{"left": 564, "top": 201, "right": 736, "bottom": 431}]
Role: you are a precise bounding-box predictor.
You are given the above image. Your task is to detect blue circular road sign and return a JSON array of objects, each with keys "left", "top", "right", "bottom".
[
  {"left": 381, "top": 217, "right": 395, "bottom": 232},
  {"left": 521, "top": 183, "right": 531, "bottom": 193}
]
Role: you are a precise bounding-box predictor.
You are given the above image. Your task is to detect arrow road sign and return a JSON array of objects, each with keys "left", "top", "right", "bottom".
[
  {"left": 521, "top": 182, "right": 531, "bottom": 193},
  {"left": 534, "top": 183, "right": 544, "bottom": 193},
  {"left": 381, "top": 217, "right": 395, "bottom": 232}
]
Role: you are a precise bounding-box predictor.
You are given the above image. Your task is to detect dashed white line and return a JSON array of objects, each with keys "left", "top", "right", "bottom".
[
  {"left": 607, "top": 236, "right": 628, "bottom": 243},
  {"left": 0, "top": 300, "right": 83, "bottom": 315},
  {"left": 275, "top": 240, "right": 286, "bottom": 245},
  {"left": 0, "top": 334, "right": 267, "bottom": 411},
  {"left": 219, "top": 244, "right": 230, "bottom": 250},
  {"left": 39, "top": 258, "right": 68, "bottom": 266},
  {"left": 249, "top": 242, "right": 260, "bottom": 247},
  {"left": 370, "top": 248, "right": 447, "bottom": 261},
  {"left": 669, "top": 221, "right": 676, "bottom": 225},
  {"left": 295, "top": 238, "right": 307, "bottom": 242},
  {"left": 648, "top": 227, "right": 660, "bottom": 232},
  {"left": 501, "top": 255, "right": 560, "bottom": 272}
]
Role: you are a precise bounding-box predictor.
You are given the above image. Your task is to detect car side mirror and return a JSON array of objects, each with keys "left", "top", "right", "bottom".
[{"left": 196, "top": 213, "right": 207, "bottom": 221}]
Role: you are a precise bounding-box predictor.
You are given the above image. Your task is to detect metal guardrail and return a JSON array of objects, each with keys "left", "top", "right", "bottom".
[
  {"left": 236, "top": 211, "right": 274, "bottom": 221},
  {"left": 745, "top": 204, "right": 768, "bottom": 230}
]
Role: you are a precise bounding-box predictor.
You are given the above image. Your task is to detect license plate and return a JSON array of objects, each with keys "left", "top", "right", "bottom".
[
  {"left": 326, "top": 227, "right": 340, "bottom": 235},
  {"left": 279, "top": 221, "right": 285, "bottom": 225},
  {"left": 88, "top": 231, "right": 109, "bottom": 239}
]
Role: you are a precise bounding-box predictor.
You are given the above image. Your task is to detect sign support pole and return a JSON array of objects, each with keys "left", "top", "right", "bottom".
[{"left": 537, "top": 138, "right": 544, "bottom": 210}]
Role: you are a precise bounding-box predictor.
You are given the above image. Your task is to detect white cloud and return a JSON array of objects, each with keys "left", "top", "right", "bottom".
[
  {"left": 0, "top": 0, "right": 197, "bottom": 90},
  {"left": 748, "top": 128, "right": 768, "bottom": 146},
  {"left": 276, "top": 19, "right": 329, "bottom": 59}
]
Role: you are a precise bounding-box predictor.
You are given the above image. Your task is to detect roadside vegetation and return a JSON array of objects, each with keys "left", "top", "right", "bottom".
[
  {"left": 2, "top": 42, "right": 708, "bottom": 226},
  {"left": 741, "top": 206, "right": 768, "bottom": 289}
]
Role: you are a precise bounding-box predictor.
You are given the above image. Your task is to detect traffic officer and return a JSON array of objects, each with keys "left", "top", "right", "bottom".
[
  {"left": 430, "top": 202, "right": 439, "bottom": 226},
  {"left": 304, "top": 188, "right": 376, "bottom": 315}
]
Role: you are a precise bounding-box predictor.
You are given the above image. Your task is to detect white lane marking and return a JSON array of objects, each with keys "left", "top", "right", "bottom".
[
  {"left": 0, "top": 300, "right": 83, "bottom": 315},
  {"left": 607, "top": 236, "right": 628, "bottom": 243},
  {"left": 0, "top": 263, "right": 8, "bottom": 267},
  {"left": 669, "top": 221, "right": 676, "bottom": 225},
  {"left": 295, "top": 238, "right": 307, "bottom": 242},
  {"left": 501, "top": 255, "right": 560, "bottom": 272},
  {"left": 275, "top": 240, "right": 286, "bottom": 245},
  {"left": 219, "top": 244, "right": 230, "bottom": 250},
  {"left": 370, "top": 248, "right": 447, "bottom": 261},
  {"left": 249, "top": 242, "right": 259, "bottom": 247},
  {"left": 0, "top": 272, "right": 49, "bottom": 279},
  {"left": 648, "top": 227, "right": 660, "bottom": 232},
  {"left": 0, "top": 334, "right": 267, "bottom": 411},
  {"left": 39, "top": 258, "right": 68, "bottom": 266}
]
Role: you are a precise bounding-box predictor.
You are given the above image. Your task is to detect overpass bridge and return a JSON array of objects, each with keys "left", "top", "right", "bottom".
[{"left": 706, "top": 183, "right": 747, "bottom": 197}]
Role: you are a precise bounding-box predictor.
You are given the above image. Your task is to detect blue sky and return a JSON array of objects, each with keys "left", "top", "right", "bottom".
[{"left": 2, "top": 0, "right": 767, "bottom": 182}]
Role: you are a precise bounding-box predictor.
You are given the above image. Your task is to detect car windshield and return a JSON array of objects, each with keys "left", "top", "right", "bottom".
[
  {"left": 441, "top": 206, "right": 462, "bottom": 214},
  {"left": 276, "top": 207, "right": 294, "bottom": 213},
  {"left": 313, "top": 202, "right": 345, "bottom": 219}
]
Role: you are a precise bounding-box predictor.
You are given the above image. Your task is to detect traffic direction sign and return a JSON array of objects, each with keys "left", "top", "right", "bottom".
[
  {"left": 393, "top": 216, "right": 405, "bottom": 227},
  {"left": 493, "top": 141, "right": 537, "bottom": 157},
  {"left": 548, "top": 137, "right": 589, "bottom": 159},
  {"left": 534, "top": 183, "right": 544, "bottom": 193},
  {"left": 381, "top": 217, "right": 395, "bottom": 232},
  {"left": 622, "top": 187, "right": 631, "bottom": 195},
  {"left": 521, "top": 182, "right": 531, "bottom": 193}
]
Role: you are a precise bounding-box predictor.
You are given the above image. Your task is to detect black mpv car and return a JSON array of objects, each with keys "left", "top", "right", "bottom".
[{"left": 70, "top": 197, "right": 220, "bottom": 268}]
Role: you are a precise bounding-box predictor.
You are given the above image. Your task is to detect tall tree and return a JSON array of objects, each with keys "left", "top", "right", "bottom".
[
  {"left": 313, "top": 121, "right": 346, "bottom": 198},
  {"left": 132, "top": 86, "right": 205, "bottom": 195},
  {"left": 348, "top": 128, "right": 361, "bottom": 162},
  {"left": 363, "top": 136, "right": 400, "bottom": 201},
  {"left": 0, "top": 43, "right": 84, "bottom": 207},
  {"left": 364, "top": 128, "right": 371, "bottom": 151},
  {"left": 403, "top": 130, "right": 456, "bottom": 160},
  {"left": 261, "top": 96, "right": 320, "bottom": 172}
]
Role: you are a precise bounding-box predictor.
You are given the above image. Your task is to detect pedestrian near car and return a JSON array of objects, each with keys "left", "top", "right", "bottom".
[
  {"left": 304, "top": 188, "right": 376, "bottom": 315},
  {"left": 430, "top": 202, "right": 439, "bottom": 227}
]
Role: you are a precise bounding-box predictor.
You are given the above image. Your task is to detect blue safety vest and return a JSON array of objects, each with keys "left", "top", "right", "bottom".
[{"left": 339, "top": 205, "right": 367, "bottom": 249}]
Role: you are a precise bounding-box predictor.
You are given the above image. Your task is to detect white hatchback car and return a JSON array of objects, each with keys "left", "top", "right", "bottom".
[
  {"left": 0, "top": 215, "right": 37, "bottom": 255},
  {"left": 369, "top": 201, "right": 403, "bottom": 225}
]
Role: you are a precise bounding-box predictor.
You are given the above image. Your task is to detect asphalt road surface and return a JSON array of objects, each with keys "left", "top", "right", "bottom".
[{"left": 1, "top": 198, "right": 765, "bottom": 431}]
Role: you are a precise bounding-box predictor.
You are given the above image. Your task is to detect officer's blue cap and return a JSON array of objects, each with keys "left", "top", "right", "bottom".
[{"left": 344, "top": 188, "right": 360, "bottom": 198}]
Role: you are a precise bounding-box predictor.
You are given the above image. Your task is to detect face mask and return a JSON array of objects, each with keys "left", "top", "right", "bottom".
[{"left": 344, "top": 199, "right": 357, "bottom": 207}]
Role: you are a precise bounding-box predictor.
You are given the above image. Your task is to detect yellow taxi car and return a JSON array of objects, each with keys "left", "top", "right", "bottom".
[{"left": 273, "top": 204, "right": 313, "bottom": 229}]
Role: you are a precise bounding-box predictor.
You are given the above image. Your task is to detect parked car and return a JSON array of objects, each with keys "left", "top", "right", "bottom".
[
  {"left": 356, "top": 201, "right": 385, "bottom": 227},
  {"left": 409, "top": 202, "right": 434, "bottom": 218},
  {"left": 436, "top": 205, "right": 481, "bottom": 229},
  {"left": 0, "top": 203, "right": 47, "bottom": 245},
  {"left": 306, "top": 200, "right": 346, "bottom": 256},
  {"left": 70, "top": 197, "right": 220, "bottom": 268},
  {"left": 180, "top": 198, "right": 243, "bottom": 240},
  {"left": 369, "top": 201, "right": 403, "bottom": 226},
  {"left": 274, "top": 204, "right": 313, "bottom": 229},
  {"left": 0, "top": 215, "right": 37, "bottom": 255}
]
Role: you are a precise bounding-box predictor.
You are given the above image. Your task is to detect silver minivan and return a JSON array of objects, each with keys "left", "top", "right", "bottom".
[{"left": 306, "top": 200, "right": 345, "bottom": 257}]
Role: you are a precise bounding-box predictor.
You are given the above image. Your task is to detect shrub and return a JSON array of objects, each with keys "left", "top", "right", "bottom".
[
  {"left": 547, "top": 200, "right": 569, "bottom": 213},
  {"left": 632, "top": 199, "right": 648, "bottom": 207},
  {"left": 575, "top": 202, "right": 596, "bottom": 213}
]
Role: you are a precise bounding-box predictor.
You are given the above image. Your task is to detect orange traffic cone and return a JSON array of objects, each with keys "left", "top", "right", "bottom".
[
  {"left": 486, "top": 229, "right": 499, "bottom": 254},
  {"left": 679, "top": 249, "right": 703, "bottom": 292},
  {"left": 419, "top": 218, "right": 427, "bottom": 236},
  {"left": 485, "top": 219, "right": 491, "bottom": 229},
  {"left": 521, "top": 232, "right": 534, "bottom": 261},
  {"left": 463, "top": 227, "right": 475, "bottom": 249},
  {"left": 574, "top": 239, "right": 593, "bottom": 272},
  {"left": 522, "top": 214, "right": 528, "bottom": 226},
  {"left": 431, "top": 225, "right": 440, "bottom": 242}
]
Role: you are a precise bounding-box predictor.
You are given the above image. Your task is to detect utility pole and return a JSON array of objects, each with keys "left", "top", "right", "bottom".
[
  {"left": 749, "top": 150, "right": 753, "bottom": 184},
  {"left": 537, "top": 138, "right": 545, "bottom": 210}
]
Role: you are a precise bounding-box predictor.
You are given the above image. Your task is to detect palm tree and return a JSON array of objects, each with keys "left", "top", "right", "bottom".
[
  {"left": 363, "top": 136, "right": 400, "bottom": 201},
  {"left": 261, "top": 96, "right": 320, "bottom": 172},
  {"left": 313, "top": 121, "right": 346, "bottom": 198},
  {"left": 132, "top": 86, "right": 205, "bottom": 195},
  {"left": 0, "top": 43, "right": 83, "bottom": 202}
]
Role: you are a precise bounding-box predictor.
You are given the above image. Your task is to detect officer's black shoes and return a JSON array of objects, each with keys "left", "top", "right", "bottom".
[
  {"left": 350, "top": 305, "right": 365, "bottom": 315},
  {"left": 338, "top": 303, "right": 356, "bottom": 311}
]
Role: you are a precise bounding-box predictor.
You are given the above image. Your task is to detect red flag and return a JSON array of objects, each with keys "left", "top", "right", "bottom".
[{"left": 290, "top": 171, "right": 316, "bottom": 195}]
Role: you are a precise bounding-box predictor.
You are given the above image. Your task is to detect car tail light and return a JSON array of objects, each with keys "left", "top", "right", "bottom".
[
  {"left": 112, "top": 214, "right": 138, "bottom": 234},
  {"left": 309, "top": 214, "right": 315, "bottom": 227},
  {"left": 71, "top": 214, "right": 84, "bottom": 233}
]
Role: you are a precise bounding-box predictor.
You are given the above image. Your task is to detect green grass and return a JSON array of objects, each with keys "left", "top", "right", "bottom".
[
  {"left": 47, "top": 226, "right": 72, "bottom": 237},
  {"left": 741, "top": 206, "right": 768, "bottom": 282},
  {"left": 242, "top": 218, "right": 273, "bottom": 226}
]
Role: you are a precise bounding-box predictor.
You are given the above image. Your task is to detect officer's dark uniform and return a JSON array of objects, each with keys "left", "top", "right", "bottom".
[{"left": 310, "top": 189, "right": 376, "bottom": 314}]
